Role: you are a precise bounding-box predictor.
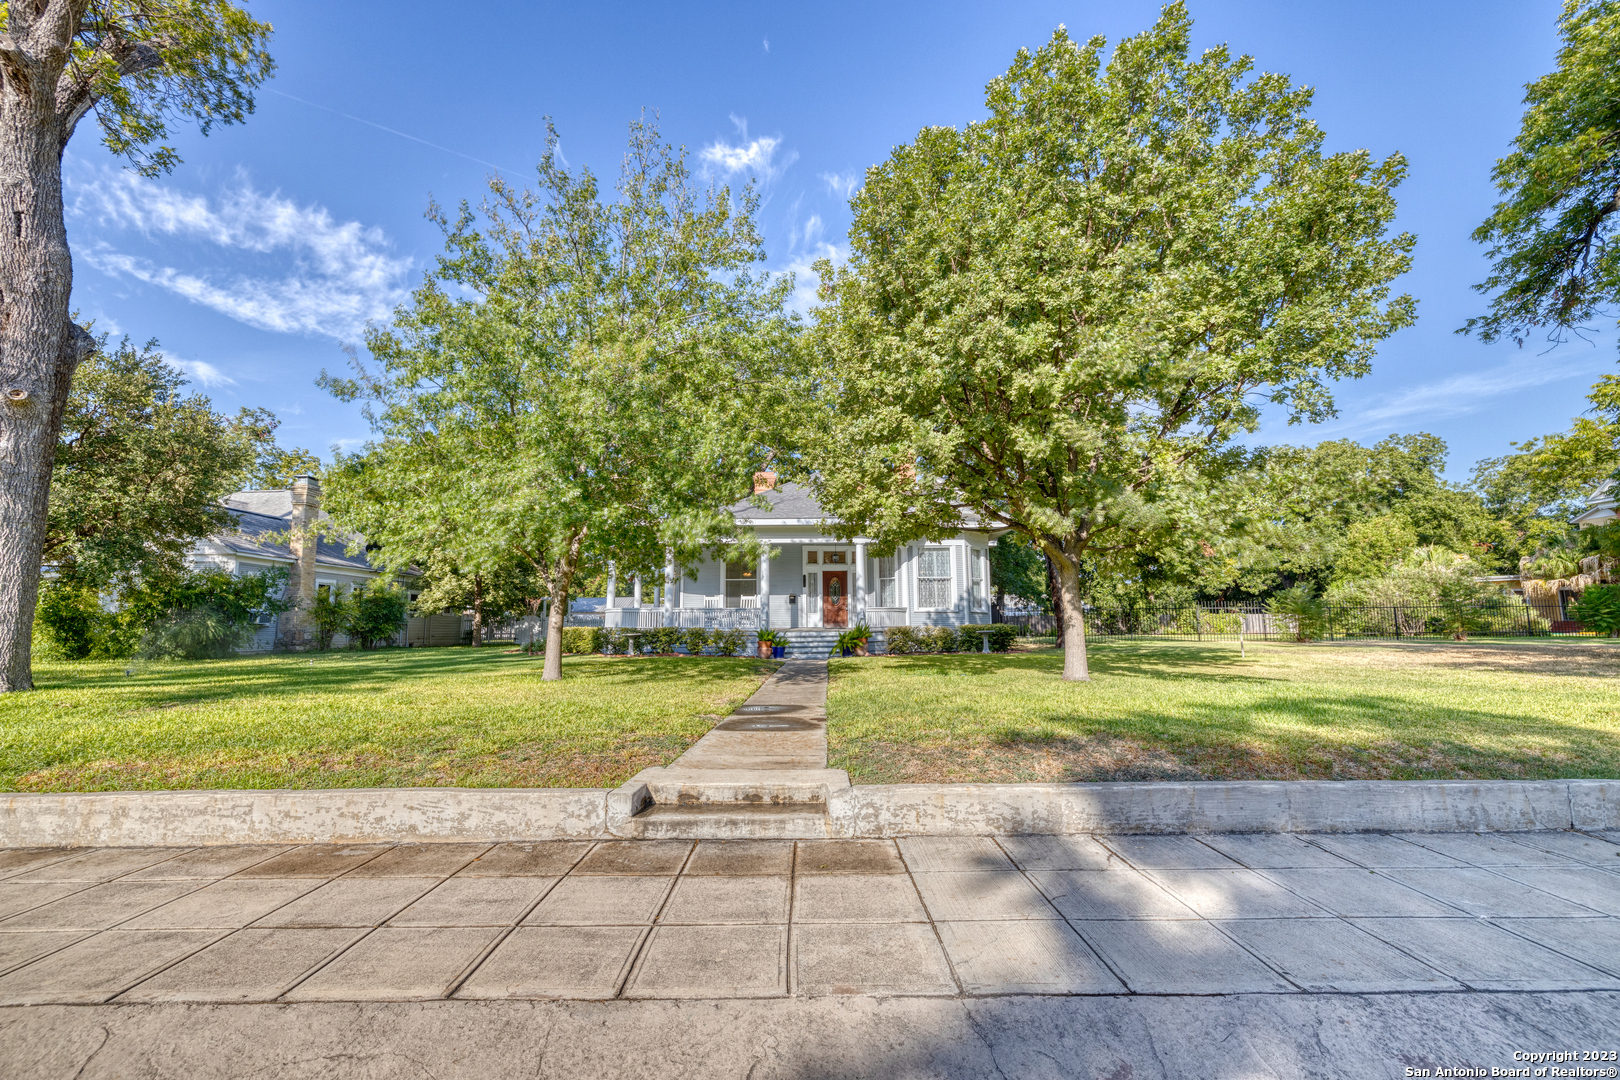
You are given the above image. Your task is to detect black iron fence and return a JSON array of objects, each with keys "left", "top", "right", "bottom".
[{"left": 1001, "top": 602, "right": 1584, "bottom": 641}]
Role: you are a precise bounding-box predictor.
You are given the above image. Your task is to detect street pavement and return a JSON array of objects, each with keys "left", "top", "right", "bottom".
[{"left": 2, "top": 830, "right": 1618, "bottom": 1077}]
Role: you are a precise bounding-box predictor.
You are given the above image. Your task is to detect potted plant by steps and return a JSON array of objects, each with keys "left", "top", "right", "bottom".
[
  {"left": 756, "top": 629, "right": 784, "bottom": 659},
  {"left": 838, "top": 623, "right": 872, "bottom": 657}
]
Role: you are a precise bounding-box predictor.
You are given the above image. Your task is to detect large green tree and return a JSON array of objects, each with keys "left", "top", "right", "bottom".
[
  {"left": 0, "top": 0, "right": 273, "bottom": 692},
  {"left": 1465, "top": 0, "right": 1620, "bottom": 350},
  {"left": 325, "top": 119, "right": 801, "bottom": 680},
  {"left": 46, "top": 336, "right": 288, "bottom": 588},
  {"left": 809, "top": 7, "right": 1415, "bottom": 679}
]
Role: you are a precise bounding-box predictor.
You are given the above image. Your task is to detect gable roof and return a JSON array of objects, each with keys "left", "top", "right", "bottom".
[
  {"left": 207, "top": 493, "right": 377, "bottom": 573},
  {"left": 728, "top": 481, "right": 989, "bottom": 531},
  {"left": 730, "top": 482, "right": 827, "bottom": 523}
]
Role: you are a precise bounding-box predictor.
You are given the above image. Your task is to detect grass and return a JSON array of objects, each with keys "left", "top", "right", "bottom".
[
  {"left": 826, "top": 638, "right": 1620, "bottom": 783},
  {"left": 0, "top": 649, "right": 778, "bottom": 791}
]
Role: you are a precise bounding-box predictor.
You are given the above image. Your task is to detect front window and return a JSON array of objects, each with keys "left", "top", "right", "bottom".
[
  {"left": 725, "top": 559, "right": 757, "bottom": 607},
  {"left": 873, "top": 555, "right": 898, "bottom": 607},
  {"left": 970, "top": 549, "right": 987, "bottom": 609},
  {"left": 917, "top": 547, "right": 952, "bottom": 609}
]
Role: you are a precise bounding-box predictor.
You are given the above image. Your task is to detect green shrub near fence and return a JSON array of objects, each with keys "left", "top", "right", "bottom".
[
  {"left": 680, "top": 627, "right": 711, "bottom": 654},
  {"left": 884, "top": 624, "right": 1018, "bottom": 654}
]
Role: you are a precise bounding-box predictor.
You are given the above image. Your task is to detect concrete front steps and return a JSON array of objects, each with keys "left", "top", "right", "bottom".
[
  {"left": 776, "top": 628, "right": 886, "bottom": 658},
  {"left": 607, "top": 767, "right": 853, "bottom": 839}
]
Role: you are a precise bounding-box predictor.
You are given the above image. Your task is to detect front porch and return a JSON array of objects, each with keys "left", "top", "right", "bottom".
[{"left": 577, "top": 535, "right": 994, "bottom": 633}]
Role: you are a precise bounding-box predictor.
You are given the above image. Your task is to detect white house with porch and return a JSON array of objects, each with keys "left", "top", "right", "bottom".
[{"left": 593, "top": 480, "right": 1000, "bottom": 648}]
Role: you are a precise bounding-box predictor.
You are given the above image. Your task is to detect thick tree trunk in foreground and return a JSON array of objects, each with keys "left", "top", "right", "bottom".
[
  {"left": 0, "top": 18, "right": 94, "bottom": 692},
  {"left": 1048, "top": 548, "right": 1090, "bottom": 682}
]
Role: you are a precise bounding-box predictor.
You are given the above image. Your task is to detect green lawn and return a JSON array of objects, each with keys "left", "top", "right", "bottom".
[
  {"left": 0, "top": 649, "right": 777, "bottom": 791},
  {"left": 826, "top": 639, "right": 1620, "bottom": 783}
]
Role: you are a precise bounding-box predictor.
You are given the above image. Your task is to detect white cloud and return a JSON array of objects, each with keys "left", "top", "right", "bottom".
[
  {"left": 819, "top": 172, "right": 858, "bottom": 199},
  {"left": 762, "top": 37, "right": 770, "bottom": 52},
  {"left": 1309, "top": 355, "right": 1608, "bottom": 438},
  {"left": 701, "top": 119, "right": 797, "bottom": 184},
  {"left": 163, "top": 353, "right": 235, "bottom": 388},
  {"left": 776, "top": 211, "right": 846, "bottom": 317},
  {"left": 69, "top": 170, "right": 411, "bottom": 340}
]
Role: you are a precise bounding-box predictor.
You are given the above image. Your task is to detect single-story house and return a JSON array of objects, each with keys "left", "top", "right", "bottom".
[
  {"left": 187, "top": 476, "right": 461, "bottom": 651},
  {"left": 596, "top": 477, "right": 1002, "bottom": 640}
]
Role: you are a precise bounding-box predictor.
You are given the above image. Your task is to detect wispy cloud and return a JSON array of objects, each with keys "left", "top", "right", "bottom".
[
  {"left": 777, "top": 212, "right": 845, "bottom": 316},
  {"left": 763, "top": 37, "right": 770, "bottom": 52},
  {"left": 69, "top": 169, "right": 412, "bottom": 340},
  {"left": 819, "top": 171, "right": 858, "bottom": 200},
  {"left": 163, "top": 353, "right": 235, "bottom": 388},
  {"left": 1310, "top": 355, "right": 1608, "bottom": 438},
  {"left": 701, "top": 116, "right": 796, "bottom": 183}
]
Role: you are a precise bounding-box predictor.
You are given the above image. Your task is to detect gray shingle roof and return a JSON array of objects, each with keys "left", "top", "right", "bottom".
[
  {"left": 729, "top": 482, "right": 827, "bottom": 522},
  {"left": 213, "top": 503, "right": 377, "bottom": 573}
]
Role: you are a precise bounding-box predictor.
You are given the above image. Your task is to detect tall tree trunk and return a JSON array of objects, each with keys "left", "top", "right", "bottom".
[
  {"left": 470, "top": 573, "right": 485, "bottom": 646},
  {"left": 0, "top": 25, "right": 91, "bottom": 693},
  {"left": 1046, "top": 546, "right": 1090, "bottom": 681},
  {"left": 541, "top": 530, "right": 583, "bottom": 681}
]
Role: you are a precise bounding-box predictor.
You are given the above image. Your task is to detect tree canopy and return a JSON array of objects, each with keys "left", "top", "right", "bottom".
[
  {"left": 46, "top": 335, "right": 301, "bottom": 589},
  {"left": 1465, "top": 0, "right": 1620, "bottom": 349},
  {"left": 324, "top": 118, "right": 803, "bottom": 679},
  {"left": 808, "top": 6, "right": 1416, "bottom": 679}
]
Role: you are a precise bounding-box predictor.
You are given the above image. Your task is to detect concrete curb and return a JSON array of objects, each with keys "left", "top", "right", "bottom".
[{"left": 2, "top": 779, "right": 1616, "bottom": 846}]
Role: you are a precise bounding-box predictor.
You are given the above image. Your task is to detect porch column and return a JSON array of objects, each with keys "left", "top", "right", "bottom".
[
  {"left": 664, "top": 548, "right": 677, "bottom": 620},
  {"left": 606, "top": 563, "right": 617, "bottom": 607},
  {"left": 632, "top": 574, "right": 643, "bottom": 608},
  {"left": 854, "top": 541, "right": 867, "bottom": 623},
  {"left": 758, "top": 549, "right": 771, "bottom": 627}
]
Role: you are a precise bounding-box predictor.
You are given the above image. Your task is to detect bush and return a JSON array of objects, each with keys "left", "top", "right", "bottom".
[
  {"left": 1571, "top": 585, "right": 1620, "bottom": 637},
  {"left": 922, "top": 626, "right": 958, "bottom": 653},
  {"left": 712, "top": 628, "right": 747, "bottom": 656},
  {"left": 643, "top": 627, "right": 680, "bottom": 654},
  {"left": 125, "top": 567, "right": 291, "bottom": 660},
  {"left": 559, "top": 627, "right": 595, "bottom": 654},
  {"left": 679, "top": 627, "right": 711, "bottom": 655},
  {"left": 137, "top": 607, "right": 257, "bottom": 660},
  {"left": 884, "top": 626, "right": 923, "bottom": 654},
  {"left": 35, "top": 582, "right": 105, "bottom": 660},
  {"left": 309, "top": 588, "right": 352, "bottom": 651},
  {"left": 347, "top": 582, "right": 408, "bottom": 649},
  {"left": 1266, "top": 584, "right": 1326, "bottom": 642},
  {"left": 955, "top": 623, "right": 1018, "bottom": 652}
]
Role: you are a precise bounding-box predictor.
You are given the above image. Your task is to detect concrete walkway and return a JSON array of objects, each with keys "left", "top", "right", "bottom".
[
  {"left": 2, "top": 831, "right": 1619, "bottom": 1076},
  {"left": 667, "top": 658, "right": 829, "bottom": 772}
]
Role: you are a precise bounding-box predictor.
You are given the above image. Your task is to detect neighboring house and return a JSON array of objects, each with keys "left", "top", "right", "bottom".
[
  {"left": 187, "top": 475, "right": 459, "bottom": 651},
  {"left": 596, "top": 477, "right": 1001, "bottom": 635},
  {"left": 1574, "top": 479, "right": 1618, "bottom": 529}
]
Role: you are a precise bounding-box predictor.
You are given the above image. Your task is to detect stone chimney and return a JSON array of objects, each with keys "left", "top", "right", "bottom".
[
  {"left": 277, "top": 475, "right": 322, "bottom": 649},
  {"left": 753, "top": 471, "right": 778, "bottom": 494}
]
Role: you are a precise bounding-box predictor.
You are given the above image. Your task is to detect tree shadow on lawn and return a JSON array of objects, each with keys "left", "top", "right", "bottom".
[
  {"left": 23, "top": 650, "right": 777, "bottom": 711},
  {"left": 834, "top": 687, "right": 1620, "bottom": 783},
  {"left": 856, "top": 647, "right": 1277, "bottom": 686}
]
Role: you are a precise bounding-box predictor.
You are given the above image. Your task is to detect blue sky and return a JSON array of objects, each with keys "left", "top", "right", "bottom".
[{"left": 64, "top": 0, "right": 1607, "bottom": 481}]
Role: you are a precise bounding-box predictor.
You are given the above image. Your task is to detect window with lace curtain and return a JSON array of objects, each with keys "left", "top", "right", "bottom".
[
  {"left": 872, "top": 555, "right": 898, "bottom": 607},
  {"left": 916, "top": 546, "right": 952, "bottom": 609}
]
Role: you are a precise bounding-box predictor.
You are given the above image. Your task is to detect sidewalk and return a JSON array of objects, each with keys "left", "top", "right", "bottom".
[{"left": 2, "top": 831, "right": 1617, "bottom": 1075}]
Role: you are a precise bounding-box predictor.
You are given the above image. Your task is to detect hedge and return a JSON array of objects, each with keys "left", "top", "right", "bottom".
[{"left": 883, "top": 623, "right": 1017, "bottom": 654}]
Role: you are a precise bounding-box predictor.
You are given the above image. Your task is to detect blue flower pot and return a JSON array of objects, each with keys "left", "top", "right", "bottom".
[{"left": 772, "top": 645, "right": 785, "bottom": 658}]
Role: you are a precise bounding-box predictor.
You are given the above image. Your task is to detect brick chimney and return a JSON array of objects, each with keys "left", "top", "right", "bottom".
[
  {"left": 753, "top": 471, "right": 778, "bottom": 494},
  {"left": 277, "top": 475, "right": 322, "bottom": 649}
]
